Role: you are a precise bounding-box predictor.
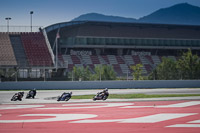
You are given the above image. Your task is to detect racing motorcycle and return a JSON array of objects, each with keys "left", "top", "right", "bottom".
[
  {"left": 57, "top": 92, "right": 72, "bottom": 101},
  {"left": 93, "top": 91, "right": 109, "bottom": 101},
  {"left": 26, "top": 89, "right": 37, "bottom": 99},
  {"left": 11, "top": 92, "right": 24, "bottom": 101}
]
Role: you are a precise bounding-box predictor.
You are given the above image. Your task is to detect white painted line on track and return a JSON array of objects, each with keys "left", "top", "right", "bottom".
[
  {"left": 0, "top": 105, "right": 45, "bottom": 110},
  {"left": 0, "top": 114, "right": 97, "bottom": 123},
  {"left": 167, "top": 124, "right": 200, "bottom": 128},
  {"left": 188, "top": 119, "right": 200, "bottom": 123},
  {"left": 157, "top": 101, "right": 200, "bottom": 108},
  {"left": 121, "top": 101, "right": 200, "bottom": 108},
  {"left": 71, "top": 119, "right": 121, "bottom": 123},
  {"left": 37, "top": 103, "right": 134, "bottom": 109},
  {"left": 121, "top": 106, "right": 155, "bottom": 108},
  {"left": 120, "top": 113, "right": 197, "bottom": 123},
  {"left": 71, "top": 113, "right": 196, "bottom": 123}
]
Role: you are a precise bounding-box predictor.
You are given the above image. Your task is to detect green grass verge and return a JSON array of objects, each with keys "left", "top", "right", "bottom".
[{"left": 71, "top": 93, "right": 200, "bottom": 99}]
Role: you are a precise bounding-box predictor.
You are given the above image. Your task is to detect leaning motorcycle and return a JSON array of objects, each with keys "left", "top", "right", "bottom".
[
  {"left": 57, "top": 92, "right": 72, "bottom": 101},
  {"left": 93, "top": 92, "right": 109, "bottom": 101},
  {"left": 11, "top": 92, "right": 24, "bottom": 101},
  {"left": 26, "top": 89, "right": 36, "bottom": 99}
]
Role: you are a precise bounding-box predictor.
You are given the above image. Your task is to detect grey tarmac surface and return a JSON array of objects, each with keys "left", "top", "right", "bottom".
[{"left": 1, "top": 88, "right": 200, "bottom": 104}]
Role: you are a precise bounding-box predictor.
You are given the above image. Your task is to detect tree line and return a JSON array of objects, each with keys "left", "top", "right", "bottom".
[
  {"left": 1, "top": 49, "right": 199, "bottom": 81},
  {"left": 69, "top": 49, "right": 200, "bottom": 81},
  {"left": 149, "top": 49, "right": 200, "bottom": 80},
  {"left": 69, "top": 65, "right": 116, "bottom": 81}
]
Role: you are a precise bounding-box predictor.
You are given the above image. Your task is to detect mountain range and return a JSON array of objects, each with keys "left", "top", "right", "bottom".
[{"left": 72, "top": 3, "right": 200, "bottom": 25}]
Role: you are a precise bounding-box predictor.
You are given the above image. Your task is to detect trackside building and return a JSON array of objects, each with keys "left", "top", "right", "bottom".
[{"left": 45, "top": 21, "right": 200, "bottom": 76}]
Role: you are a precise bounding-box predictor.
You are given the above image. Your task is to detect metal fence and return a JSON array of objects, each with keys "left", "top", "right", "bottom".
[{"left": 0, "top": 25, "right": 42, "bottom": 32}]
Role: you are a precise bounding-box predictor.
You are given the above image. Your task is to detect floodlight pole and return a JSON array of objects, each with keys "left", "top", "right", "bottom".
[
  {"left": 56, "top": 37, "right": 58, "bottom": 71},
  {"left": 55, "top": 28, "right": 60, "bottom": 72},
  {"left": 127, "top": 70, "right": 129, "bottom": 81},
  {"left": 5, "top": 17, "right": 11, "bottom": 32},
  {"left": 72, "top": 70, "right": 74, "bottom": 81},
  {"left": 30, "top": 11, "right": 34, "bottom": 32},
  {"left": 100, "top": 64, "right": 102, "bottom": 81}
]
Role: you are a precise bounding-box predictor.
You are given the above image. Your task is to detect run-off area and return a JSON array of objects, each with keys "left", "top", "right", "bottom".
[{"left": 0, "top": 101, "right": 200, "bottom": 133}]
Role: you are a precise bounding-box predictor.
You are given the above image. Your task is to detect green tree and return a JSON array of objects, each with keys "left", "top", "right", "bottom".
[
  {"left": 177, "top": 49, "right": 200, "bottom": 79},
  {"left": 92, "top": 65, "right": 116, "bottom": 80},
  {"left": 148, "top": 49, "right": 200, "bottom": 80},
  {"left": 155, "top": 57, "right": 178, "bottom": 80},
  {"left": 70, "top": 66, "right": 92, "bottom": 81},
  {"left": 130, "top": 64, "right": 143, "bottom": 80},
  {"left": 102, "top": 65, "right": 116, "bottom": 80},
  {"left": 82, "top": 66, "right": 92, "bottom": 81}
]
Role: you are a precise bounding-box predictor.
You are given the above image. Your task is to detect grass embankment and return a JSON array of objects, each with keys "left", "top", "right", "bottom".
[{"left": 71, "top": 94, "right": 200, "bottom": 99}]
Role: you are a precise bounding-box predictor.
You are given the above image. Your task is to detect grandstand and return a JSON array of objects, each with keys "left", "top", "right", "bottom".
[
  {"left": 0, "top": 32, "right": 54, "bottom": 79},
  {"left": 0, "top": 21, "right": 200, "bottom": 80},
  {"left": 45, "top": 21, "right": 200, "bottom": 77}
]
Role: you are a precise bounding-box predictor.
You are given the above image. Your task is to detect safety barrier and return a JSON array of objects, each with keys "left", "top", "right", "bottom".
[{"left": 0, "top": 80, "right": 200, "bottom": 90}]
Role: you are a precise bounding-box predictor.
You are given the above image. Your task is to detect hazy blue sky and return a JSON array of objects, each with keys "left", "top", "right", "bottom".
[{"left": 0, "top": 0, "right": 200, "bottom": 27}]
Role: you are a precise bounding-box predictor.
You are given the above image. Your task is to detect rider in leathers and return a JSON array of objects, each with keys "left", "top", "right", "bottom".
[{"left": 99, "top": 88, "right": 109, "bottom": 99}]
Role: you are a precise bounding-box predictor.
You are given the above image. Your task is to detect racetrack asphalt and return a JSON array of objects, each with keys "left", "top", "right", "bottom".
[
  {"left": 1, "top": 100, "right": 200, "bottom": 133},
  {"left": 1, "top": 88, "right": 200, "bottom": 104},
  {"left": 1, "top": 89, "right": 200, "bottom": 133}
]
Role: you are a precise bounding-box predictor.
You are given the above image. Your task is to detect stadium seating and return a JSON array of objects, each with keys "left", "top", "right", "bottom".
[
  {"left": 98, "top": 55, "right": 107, "bottom": 64},
  {"left": 144, "top": 64, "right": 152, "bottom": 73},
  {"left": 145, "top": 55, "right": 154, "bottom": 64},
  {"left": 3, "top": 22, "right": 198, "bottom": 79},
  {"left": 123, "top": 55, "right": 135, "bottom": 65},
  {"left": 112, "top": 64, "right": 123, "bottom": 75},
  {"left": 90, "top": 55, "right": 100, "bottom": 64},
  {"left": 59, "top": 52, "right": 192, "bottom": 76},
  {"left": 116, "top": 56, "right": 125, "bottom": 64},
  {"left": 107, "top": 55, "right": 118, "bottom": 64},
  {"left": 60, "top": 54, "right": 160, "bottom": 76},
  {"left": 132, "top": 55, "right": 141, "bottom": 64},
  {"left": 101, "top": 55, "right": 110, "bottom": 64},
  {"left": 0, "top": 33, "right": 17, "bottom": 66},
  {"left": 20, "top": 32, "right": 53, "bottom": 66},
  {"left": 71, "top": 55, "right": 81, "bottom": 64},
  {"left": 120, "top": 64, "right": 129, "bottom": 74},
  {"left": 81, "top": 55, "right": 92, "bottom": 64}
]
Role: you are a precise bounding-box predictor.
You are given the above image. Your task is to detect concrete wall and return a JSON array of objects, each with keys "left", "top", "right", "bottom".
[{"left": 0, "top": 80, "right": 200, "bottom": 90}]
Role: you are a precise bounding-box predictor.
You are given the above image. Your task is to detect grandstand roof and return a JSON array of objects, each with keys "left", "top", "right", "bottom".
[{"left": 45, "top": 21, "right": 200, "bottom": 39}]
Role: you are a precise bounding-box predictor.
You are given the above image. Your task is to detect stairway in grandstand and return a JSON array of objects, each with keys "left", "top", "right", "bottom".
[
  {"left": 10, "top": 35, "right": 28, "bottom": 67},
  {"left": 151, "top": 55, "right": 161, "bottom": 66},
  {"left": 62, "top": 55, "right": 73, "bottom": 70}
]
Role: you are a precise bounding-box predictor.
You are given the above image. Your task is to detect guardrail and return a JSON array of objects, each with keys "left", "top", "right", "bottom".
[{"left": 0, "top": 80, "right": 200, "bottom": 90}]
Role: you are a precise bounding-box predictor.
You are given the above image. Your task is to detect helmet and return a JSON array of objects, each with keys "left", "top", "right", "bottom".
[
  {"left": 20, "top": 92, "right": 24, "bottom": 95},
  {"left": 104, "top": 88, "right": 108, "bottom": 92}
]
